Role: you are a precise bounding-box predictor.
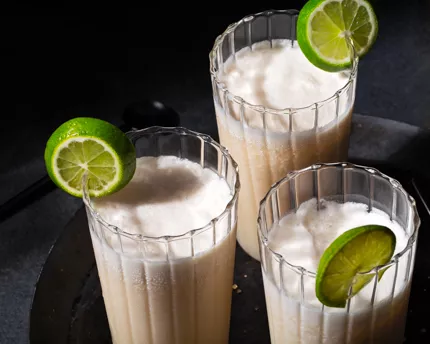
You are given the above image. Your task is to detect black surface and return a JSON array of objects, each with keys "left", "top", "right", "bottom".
[{"left": 29, "top": 161, "right": 430, "bottom": 344}]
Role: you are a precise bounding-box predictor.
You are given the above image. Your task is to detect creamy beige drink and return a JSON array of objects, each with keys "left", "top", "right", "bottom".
[
  {"left": 264, "top": 199, "right": 411, "bottom": 344},
  {"left": 258, "top": 163, "right": 420, "bottom": 344},
  {"left": 83, "top": 128, "right": 240, "bottom": 344},
  {"left": 210, "top": 13, "right": 357, "bottom": 261}
]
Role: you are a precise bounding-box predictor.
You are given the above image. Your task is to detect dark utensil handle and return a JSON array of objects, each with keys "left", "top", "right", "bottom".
[
  {"left": 0, "top": 100, "right": 181, "bottom": 224},
  {"left": 0, "top": 175, "right": 57, "bottom": 223}
]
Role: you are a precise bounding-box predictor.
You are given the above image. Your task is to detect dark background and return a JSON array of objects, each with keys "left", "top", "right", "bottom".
[
  {"left": 1, "top": 1, "right": 430, "bottom": 343},
  {"left": 2, "top": 0, "right": 430, "bottom": 194}
]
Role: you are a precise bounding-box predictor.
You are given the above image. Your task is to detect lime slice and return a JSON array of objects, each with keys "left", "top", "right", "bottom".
[
  {"left": 44, "top": 117, "right": 136, "bottom": 198},
  {"left": 315, "top": 224, "right": 396, "bottom": 308},
  {"left": 297, "top": 0, "right": 378, "bottom": 72}
]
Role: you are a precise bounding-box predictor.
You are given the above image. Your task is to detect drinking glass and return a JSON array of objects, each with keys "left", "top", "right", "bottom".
[
  {"left": 83, "top": 127, "right": 240, "bottom": 344},
  {"left": 258, "top": 162, "right": 420, "bottom": 343},
  {"left": 210, "top": 10, "right": 358, "bottom": 261}
]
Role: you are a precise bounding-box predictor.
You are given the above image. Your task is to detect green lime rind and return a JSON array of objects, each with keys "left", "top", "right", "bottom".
[
  {"left": 315, "top": 224, "right": 396, "bottom": 308},
  {"left": 44, "top": 117, "right": 136, "bottom": 198},
  {"left": 297, "top": 0, "right": 379, "bottom": 72}
]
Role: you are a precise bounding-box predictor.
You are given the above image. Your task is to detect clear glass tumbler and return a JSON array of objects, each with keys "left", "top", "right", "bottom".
[
  {"left": 210, "top": 9, "right": 358, "bottom": 261},
  {"left": 83, "top": 127, "right": 240, "bottom": 344},
  {"left": 258, "top": 162, "right": 420, "bottom": 344}
]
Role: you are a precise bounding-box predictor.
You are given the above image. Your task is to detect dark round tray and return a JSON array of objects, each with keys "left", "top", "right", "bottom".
[
  {"left": 29, "top": 161, "right": 430, "bottom": 344},
  {"left": 29, "top": 114, "right": 430, "bottom": 343}
]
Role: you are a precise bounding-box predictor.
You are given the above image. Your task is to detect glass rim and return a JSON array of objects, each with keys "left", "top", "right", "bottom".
[
  {"left": 82, "top": 126, "right": 241, "bottom": 243},
  {"left": 257, "top": 162, "right": 421, "bottom": 278},
  {"left": 209, "top": 9, "right": 359, "bottom": 116}
]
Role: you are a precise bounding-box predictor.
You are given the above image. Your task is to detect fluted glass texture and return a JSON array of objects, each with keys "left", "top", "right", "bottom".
[
  {"left": 83, "top": 127, "right": 240, "bottom": 344},
  {"left": 258, "top": 163, "right": 420, "bottom": 344},
  {"left": 210, "top": 10, "right": 358, "bottom": 261}
]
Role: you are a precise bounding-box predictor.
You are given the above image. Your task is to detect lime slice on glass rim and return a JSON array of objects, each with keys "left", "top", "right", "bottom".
[
  {"left": 297, "top": 0, "right": 378, "bottom": 72},
  {"left": 44, "top": 117, "right": 136, "bottom": 198},
  {"left": 315, "top": 224, "right": 396, "bottom": 308}
]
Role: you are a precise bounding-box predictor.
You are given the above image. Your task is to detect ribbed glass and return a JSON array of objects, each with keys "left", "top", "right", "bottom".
[
  {"left": 258, "top": 162, "right": 420, "bottom": 344},
  {"left": 210, "top": 9, "right": 358, "bottom": 261},
  {"left": 83, "top": 127, "right": 240, "bottom": 344}
]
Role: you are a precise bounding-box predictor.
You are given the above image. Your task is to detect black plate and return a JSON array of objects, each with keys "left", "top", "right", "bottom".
[{"left": 29, "top": 161, "right": 430, "bottom": 344}]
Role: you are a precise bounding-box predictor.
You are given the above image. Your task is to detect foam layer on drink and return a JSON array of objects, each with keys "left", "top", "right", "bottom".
[
  {"left": 269, "top": 199, "right": 408, "bottom": 272},
  {"left": 92, "top": 156, "right": 233, "bottom": 260},
  {"left": 217, "top": 40, "right": 351, "bottom": 133},
  {"left": 220, "top": 39, "right": 348, "bottom": 110},
  {"left": 267, "top": 198, "right": 409, "bottom": 308},
  {"left": 262, "top": 199, "right": 414, "bottom": 343}
]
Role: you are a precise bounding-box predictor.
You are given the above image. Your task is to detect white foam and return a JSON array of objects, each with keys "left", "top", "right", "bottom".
[
  {"left": 266, "top": 198, "right": 410, "bottom": 309},
  {"left": 220, "top": 40, "right": 348, "bottom": 109},
  {"left": 217, "top": 40, "right": 351, "bottom": 133},
  {"left": 218, "top": 40, "right": 353, "bottom": 132},
  {"left": 269, "top": 198, "right": 408, "bottom": 273},
  {"left": 92, "top": 156, "right": 233, "bottom": 259}
]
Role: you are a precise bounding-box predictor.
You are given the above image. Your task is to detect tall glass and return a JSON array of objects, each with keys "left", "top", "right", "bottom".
[
  {"left": 83, "top": 127, "right": 240, "bottom": 344},
  {"left": 210, "top": 10, "right": 358, "bottom": 261},
  {"left": 258, "top": 163, "right": 420, "bottom": 344}
]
